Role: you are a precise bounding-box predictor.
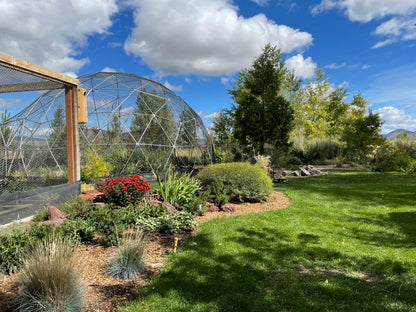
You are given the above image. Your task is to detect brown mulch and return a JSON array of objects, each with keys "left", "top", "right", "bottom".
[{"left": 0, "top": 191, "right": 289, "bottom": 312}]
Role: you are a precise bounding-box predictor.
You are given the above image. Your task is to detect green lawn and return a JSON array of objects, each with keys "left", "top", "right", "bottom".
[{"left": 123, "top": 171, "right": 416, "bottom": 312}]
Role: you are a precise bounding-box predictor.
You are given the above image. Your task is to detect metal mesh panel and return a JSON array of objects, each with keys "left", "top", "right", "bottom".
[
  {"left": 0, "top": 72, "right": 214, "bottom": 199},
  {"left": 0, "top": 181, "right": 80, "bottom": 225},
  {"left": 76, "top": 72, "right": 214, "bottom": 175}
]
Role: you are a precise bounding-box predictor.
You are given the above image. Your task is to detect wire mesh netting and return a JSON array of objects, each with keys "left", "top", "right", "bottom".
[{"left": 0, "top": 72, "right": 214, "bottom": 197}]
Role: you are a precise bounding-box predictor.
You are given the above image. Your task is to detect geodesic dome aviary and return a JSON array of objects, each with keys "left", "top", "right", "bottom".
[{"left": 0, "top": 72, "right": 214, "bottom": 194}]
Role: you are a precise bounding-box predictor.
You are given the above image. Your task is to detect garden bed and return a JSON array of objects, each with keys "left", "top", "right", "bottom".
[{"left": 0, "top": 191, "right": 289, "bottom": 312}]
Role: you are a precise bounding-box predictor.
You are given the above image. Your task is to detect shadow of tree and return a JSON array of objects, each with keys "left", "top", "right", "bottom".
[
  {"left": 133, "top": 225, "right": 416, "bottom": 311},
  {"left": 128, "top": 171, "right": 416, "bottom": 311}
]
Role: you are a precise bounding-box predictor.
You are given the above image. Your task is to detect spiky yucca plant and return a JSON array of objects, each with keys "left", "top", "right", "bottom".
[
  {"left": 107, "top": 230, "right": 146, "bottom": 280},
  {"left": 16, "top": 238, "right": 84, "bottom": 312}
]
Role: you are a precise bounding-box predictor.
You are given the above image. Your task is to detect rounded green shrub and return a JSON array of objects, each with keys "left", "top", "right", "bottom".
[{"left": 197, "top": 162, "right": 273, "bottom": 202}]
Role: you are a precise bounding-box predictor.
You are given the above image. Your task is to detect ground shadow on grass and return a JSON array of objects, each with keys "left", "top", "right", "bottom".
[
  {"left": 336, "top": 211, "right": 416, "bottom": 248},
  {"left": 129, "top": 224, "right": 416, "bottom": 312}
]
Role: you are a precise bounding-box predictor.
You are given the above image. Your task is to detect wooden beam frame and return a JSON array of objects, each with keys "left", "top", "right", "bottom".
[
  {"left": 0, "top": 52, "right": 81, "bottom": 183},
  {"left": 0, "top": 52, "right": 79, "bottom": 86}
]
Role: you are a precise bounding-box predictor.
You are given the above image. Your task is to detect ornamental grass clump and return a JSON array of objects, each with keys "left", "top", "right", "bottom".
[
  {"left": 100, "top": 175, "right": 151, "bottom": 207},
  {"left": 107, "top": 230, "right": 146, "bottom": 280},
  {"left": 16, "top": 237, "right": 84, "bottom": 312},
  {"left": 153, "top": 165, "right": 202, "bottom": 211}
]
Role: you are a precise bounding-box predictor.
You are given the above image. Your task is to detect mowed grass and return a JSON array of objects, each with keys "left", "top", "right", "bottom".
[{"left": 123, "top": 171, "right": 416, "bottom": 312}]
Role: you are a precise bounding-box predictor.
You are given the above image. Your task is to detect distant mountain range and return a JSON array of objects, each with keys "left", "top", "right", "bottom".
[{"left": 384, "top": 129, "right": 416, "bottom": 141}]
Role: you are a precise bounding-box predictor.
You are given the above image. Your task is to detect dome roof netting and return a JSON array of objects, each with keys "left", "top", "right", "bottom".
[{"left": 1, "top": 72, "right": 214, "bottom": 189}]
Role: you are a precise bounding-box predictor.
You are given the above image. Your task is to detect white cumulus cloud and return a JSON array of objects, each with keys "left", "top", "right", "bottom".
[
  {"left": 163, "top": 80, "right": 183, "bottom": 92},
  {"left": 0, "top": 0, "right": 119, "bottom": 73},
  {"left": 285, "top": 54, "right": 317, "bottom": 79},
  {"left": 124, "top": 0, "right": 313, "bottom": 76},
  {"left": 373, "top": 106, "right": 416, "bottom": 133},
  {"left": 311, "top": 0, "right": 416, "bottom": 48}
]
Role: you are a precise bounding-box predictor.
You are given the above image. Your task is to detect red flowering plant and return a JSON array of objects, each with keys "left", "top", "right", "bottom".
[{"left": 100, "top": 175, "right": 151, "bottom": 207}]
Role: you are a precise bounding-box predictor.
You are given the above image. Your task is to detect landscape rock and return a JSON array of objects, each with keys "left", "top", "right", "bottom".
[
  {"left": 93, "top": 202, "right": 106, "bottom": 208},
  {"left": 207, "top": 205, "right": 219, "bottom": 212},
  {"left": 48, "top": 206, "right": 66, "bottom": 220},
  {"left": 300, "top": 167, "right": 311, "bottom": 176},
  {"left": 38, "top": 206, "right": 66, "bottom": 227},
  {"left": 172, "top": 203, "right": 185, "bottom": 211},
  {"left": 78, "top": 189, "right": 105, "bottom": 202},
  {"left": 221, "top": 204, "right": 235, "bottom": 213},
  {"left": 161, "top": 201, "right": 177, "bottom": 212}
]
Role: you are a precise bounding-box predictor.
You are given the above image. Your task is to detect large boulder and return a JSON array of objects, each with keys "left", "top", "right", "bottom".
[{"left": 38, "top": 206, "right": 66, "bottom": 227}]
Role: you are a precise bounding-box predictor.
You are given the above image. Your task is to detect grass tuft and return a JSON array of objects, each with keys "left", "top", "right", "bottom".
[
  {"left": 107, "top": 230, "right": 146, "bottom": 280},
  {"left": 16, "top": 237, "right": 84, "bottom": 312}
]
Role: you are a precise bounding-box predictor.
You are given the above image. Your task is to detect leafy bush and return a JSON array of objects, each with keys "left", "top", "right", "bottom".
[
  {"left": 0, "top": 230, "right": 33, "bottom": 274},
  {"left": 32, "top": 208, "right": 49, "bottom": 222},
  {"left": 153, "top": 165, "right": 202, "bottom": 211},
  {"left": 86, "top": 206, "right": 123, "bottom": 246},
  {"left": 197, "top": 162, "right": 273, "bottom": 202},
  {"left": 58, "top": 197, "right": 93, "bottom": 220},
  {"left": 16, "top": 238, "right": 84, "bottom": 312},
  {"left": 81, "top": 149, "right": 113, "bottom": 183},
  {"left": 100, "top": 175, "right": 151, "bottom": 207},
  {"left": 207, "top": 181, "right": 230, "bottom": 208},
  {"left": 372, "top": 142, "right": 416, "bottom": 173},
  {"left": 107, "top": 230, "right": 146, "bottom": 280},
  {"left": 136, "top": 211, "right": 196, "bottom": 234}
]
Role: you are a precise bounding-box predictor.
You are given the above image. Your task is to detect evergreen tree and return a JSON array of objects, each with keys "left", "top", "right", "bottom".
[
  {"left": 48, "top": 103, "right": 67, "bottom": 165},
  {"left": 229, "top": 44, "right": 294, "bottom": 155}
]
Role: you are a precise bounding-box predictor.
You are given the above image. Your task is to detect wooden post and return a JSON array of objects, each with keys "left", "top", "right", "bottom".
[{"left": 65, "top": 86, "right": 80, "bottom": 182}]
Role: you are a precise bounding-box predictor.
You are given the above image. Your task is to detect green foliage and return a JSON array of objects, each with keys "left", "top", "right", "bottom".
[
  {"left": 342, "top": 109, "right": 385, "bottom": 161},
  {"left": 47, "top": 103, "right": 67, "bottom": 166},
  {"left": 208, "top": 181, "right": 230, "bottom": 208},
  {"left": 81, "top": 148, "right": 113, "bottom": 183},
  {"left": 0, "top": 229, "right": 33, "bottom": 274},
  {"left": 100, "top": 175, "right": 151, "bottom": 207},
  {"left": 86, "top": 206, "right": 123, "bottom": 246},
  {"left": 32, "top": 208, "right": 49, "bottom": 222},
  {"left": 58, "top": 197, "right": 93, "bottom": 220},
  {"left": 197, "top": 162, "right": 273, "bottom": 202},
  {"left": 135, "top": 211, "right": 196, "bottom": 234},
  {"left": 372, "top": 142, "right": 416, "bottom": 173},
  {"left": 107, "top": 230, "right": 146, "bottom": 280},
  {"left": 229, "top": 44, "right": 294, "bottom": 155},
  {"left": 153, "top": 165, "right": 202, "bottom": 211},
  {"left": 211, "top": 108, "right": 234, "bottom": 153},
  {"left": 16, "top": 237, "right": 84, "bottom": 312},
  {"left": 131, "top": 89, "right": 176, "bottom": 146}
]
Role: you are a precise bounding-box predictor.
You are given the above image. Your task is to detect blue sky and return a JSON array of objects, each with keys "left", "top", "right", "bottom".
[{"left": 0, "top": 0, "right": 415, "bottom": 133}]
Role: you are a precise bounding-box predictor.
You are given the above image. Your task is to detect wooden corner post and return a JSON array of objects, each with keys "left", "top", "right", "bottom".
[{"left": 65, "top": 86, "right": 81, "bottom": 182}]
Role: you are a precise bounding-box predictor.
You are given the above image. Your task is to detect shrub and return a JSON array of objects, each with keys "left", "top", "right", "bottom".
[
  {"left": 153, "top": 165, "right": 202, "bottom": 211},
  {"left": 32, "top": 208, "right": 49, "bottom": 222},
  {"left": 86, "top": 206, "right": 123, "bottom": 246},
  {"left": 0, "top": 230, "right": 33, "bottom": 274},
  {"left": 107, "top": 230, "right": 146, "bottom": 280},
  {"left": 16, "top": 238, "right": 84, "bottom": 312},
  {"left": 100, "top": 175, "right": 151, "bottom": 207},
  {"left": 135, "top": 211, "right": 196, "bottom": 234},
  {"left": 58, "top": 197, "right": 93, "bottom": 220},
  {"left": 81, "top": 149, "right": 113, "bottom": 184},
  {"left": 197, "top": 162, "right": 273, "bottom": 202},
  {"left": 372, "top": 142, "right": 416, "bottom": 173}
]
